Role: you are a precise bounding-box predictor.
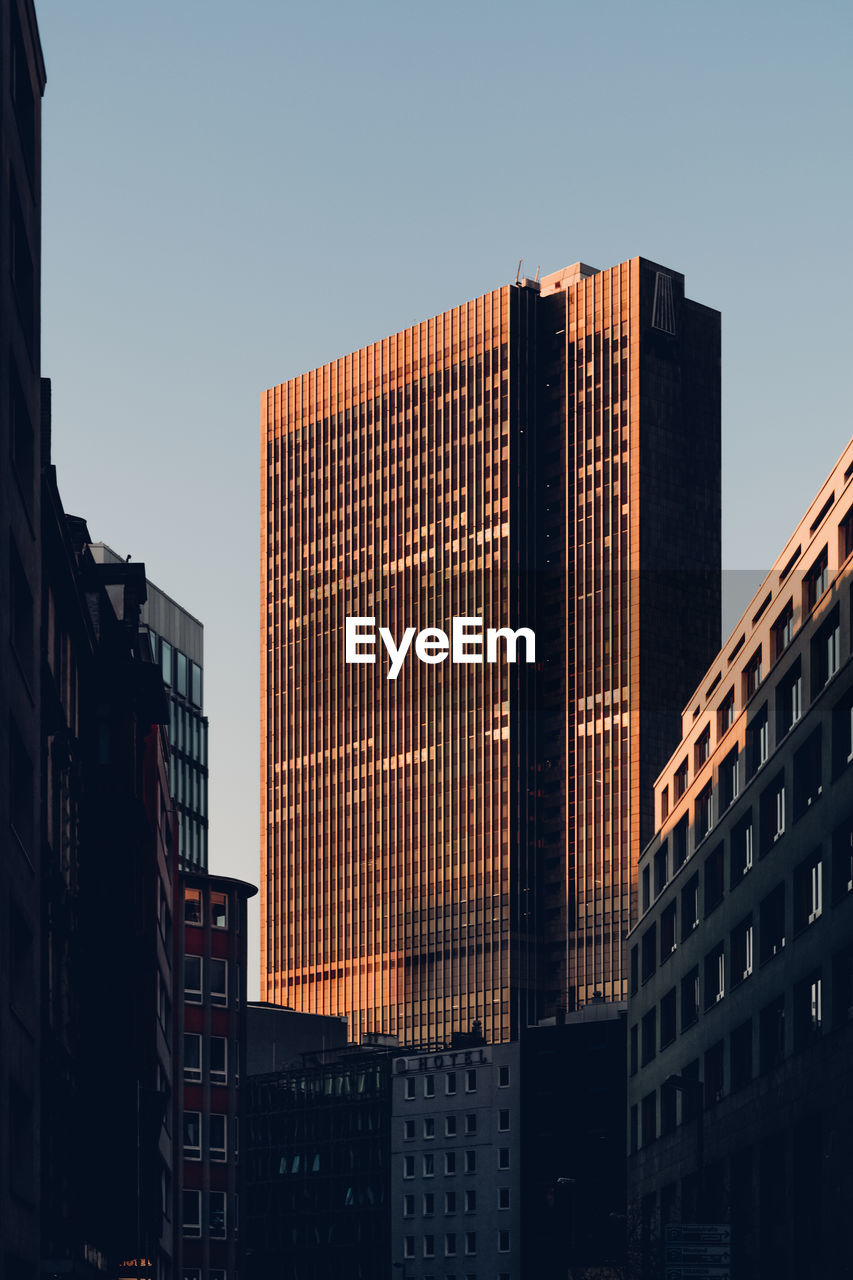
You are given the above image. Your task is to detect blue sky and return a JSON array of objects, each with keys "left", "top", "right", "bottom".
[{"left": 36, "top": 0, "right": 853, "bottom": 995}]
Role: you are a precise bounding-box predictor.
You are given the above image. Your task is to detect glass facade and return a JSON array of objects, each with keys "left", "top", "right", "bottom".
[{"left": 150, "top": 626, "right": 208, "bottom": 870}]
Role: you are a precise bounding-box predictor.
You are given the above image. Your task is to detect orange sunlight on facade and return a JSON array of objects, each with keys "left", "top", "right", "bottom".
[{"left": 262, "top": 258, "right": 720, "bottom": 1045}]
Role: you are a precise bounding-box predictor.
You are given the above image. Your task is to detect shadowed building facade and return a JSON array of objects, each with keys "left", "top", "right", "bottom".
[{"left": 261, "top": 258, "right": 720, "bottom": 1044}]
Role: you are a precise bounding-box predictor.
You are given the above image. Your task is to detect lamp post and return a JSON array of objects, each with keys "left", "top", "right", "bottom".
[{"left": 664, "top": 1074, "right": 705, "bottom": 1221}]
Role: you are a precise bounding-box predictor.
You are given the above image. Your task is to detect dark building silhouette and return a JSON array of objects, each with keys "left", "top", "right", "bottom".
[
  {"left": 261, "top": 257, "right": 720, "bottom": 1043},
  {"left": 246, "top": 1042, "right": 394, "bottom": 1280},
  {"left": 1, "top": 2, "right": 46, "bottom": 1276},
  {"left": 522, "top": 1009, "right": 627, "bottom": 1279},
  {"left": 627, "top": 437, "right": 853, "bottom": 1278}
]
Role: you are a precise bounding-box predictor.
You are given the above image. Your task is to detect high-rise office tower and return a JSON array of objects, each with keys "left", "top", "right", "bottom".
[
  {"left": 261, "top": 258, "right": 720, "bottom": 1044},
  {"left": 92, "top": 544, "right": 209, "bottom": 871}
]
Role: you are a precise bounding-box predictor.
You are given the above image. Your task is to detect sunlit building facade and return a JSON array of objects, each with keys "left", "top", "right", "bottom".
[{"left": 261, "top": 258, "right": 720, "bottom": 1044}]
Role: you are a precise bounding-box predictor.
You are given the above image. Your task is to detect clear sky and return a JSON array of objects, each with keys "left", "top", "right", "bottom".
[{"left": 36, "top": 0, "right": 852, "bottom": 998}]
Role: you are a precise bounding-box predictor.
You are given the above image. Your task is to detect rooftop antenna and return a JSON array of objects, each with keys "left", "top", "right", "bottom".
[
  {"left": 534, "top": 265, "right": 541, "bottom": 282},
  {"left": 515, "top": 259, "right": 523, "bottom": 285}
]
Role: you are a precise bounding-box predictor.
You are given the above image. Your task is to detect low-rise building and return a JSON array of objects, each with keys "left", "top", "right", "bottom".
[{"left": 627, "top": 436, "right": 853, "bottom": 1278}]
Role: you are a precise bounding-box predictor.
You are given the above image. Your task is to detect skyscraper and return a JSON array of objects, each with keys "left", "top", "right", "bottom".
[{"left": 261, "top": 257, "right": 720, "bottom": 1044}]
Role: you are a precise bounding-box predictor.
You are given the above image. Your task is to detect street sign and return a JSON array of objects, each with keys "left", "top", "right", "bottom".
[
  {"left": 665, "top": 1224, "right": 731, "bottom": 1245},
  {"left": 664, "top": 1224, "right": 731, "bottom": 1280}
]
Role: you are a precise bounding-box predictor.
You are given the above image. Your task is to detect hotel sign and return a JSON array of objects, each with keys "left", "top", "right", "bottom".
[{"left": 395, "top": 1049, "right": 490, "bottom": 1073}]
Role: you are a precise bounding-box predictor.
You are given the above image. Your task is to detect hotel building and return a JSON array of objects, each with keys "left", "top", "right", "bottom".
[
  {"left": 626, "top": 437, "right": 853, "bottom": 1277},
  {"left": 261, "top": 257, "right": 720, "bottom": 1044}
]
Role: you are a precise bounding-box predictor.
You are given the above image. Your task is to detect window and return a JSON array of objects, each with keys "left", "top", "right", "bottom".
[
  {"left": 423, "top": 1192, "right": 435, "bottom": 1215},
  {"left": 424, "top": 1075, "right": 435, "bottom": 1098},
  {"left": 464, "top": 1150, "right": 476, "bottom": 1174},
  {"left": 641, "top": 864, "right": 651, "bottom": 913},
  {"left": 404, "top": 1236, "right": 415, "bottom": 1259},
  {"left": 445, "top": 1071, "right": 457, "bottom": 1095},
  {"left": 794, "top": 973, "right": 823, "bottom": 1049},
  {"left": 423, "top": 1154, "right": 435, "bottom": 1177},
  {"left": 831, "top": 687, "right": 853, "bottom": 776},
  {"left": 423, "top": 1234, "right": 435, "bottom": 1258},
  {"left": 730, "top": 1019, "right": 753, "bottom": 1091},
  {"left": 405, "top": 1077, "right": 416, "bottom": 1100},
  {"left": 464, "top": 1189, "right": 476, "bottom": 1212},
  {"left": 759, "top": 771, "right": 786, "bottom": 855},
  {"left": 660, "top": 987, "right": 677, "bottom": 1048},
  {"left": 771, "top": 600, "right": 794, "bottom": 661},
  {"left": 211, "top": 891, "right": 228, "bottom": 929},
  {"left": 498, "top": 1230, "right": 511, "bottom": 1253},
  {"left": 641, "top": 1010, "right": 656, "bottom": 1066},
  {"left": 423, "top": 1118, "right": 435, "bottom": 1140},
  {"left": 641, "top": 923, "right": 657, "bottom": 982},
  {"left": 673, "top": 815, "right": 689, "bottom": 869},
  {"left": 812, "top": 606, "right": 841, "bottom": 694},
  {"left": 695, "top": 726, "right": 711, "bottom": 770},
  {"left": 403, "top": 1194, "right": 415, "bottom": 1217},
  {"left": 660, "top": 785, "right": 670, "bottom": 823},
  {"left": 210, "top": 958, "right": 228, "bottom": 1006},
  {"left": 776, "top": 658, "right": 803, "bottom": 738},
  {"left": 704, "top": 843, "right": 724, "bottom": 914},
  {"left": 464, "top": 1232, "right": 477, "bottom": 1255},
  {"left": 681, "top": 875, "right": 699, "bottom": 940},
  {"left": 498, "top": 1187, "right": 511, "bottom": 1210},
  {"left": 719, "top": 746, "right": 739, "bottom": 812},
  {"left": 445, "top": 1191, "right": 457, "bottom": 1213},
  {"left": 184, "top": 1033, "right": 201, "bottom": 1083},
  {"left": 161, "top": 639, "right": 173, "bottom": 685},
  {"left": 182, "top": 1189, "right": 201, "bottom": 1238},
  {"left": 630, "top": 945, "right": 639, "bottom": 996},
  {"left": 730, "top": 812, "right": 753, "bottom": 887},
  {"left": 731, "top": 916, "right": 754, "bottom": 986},
  {"left": 654, "top": 842, "right": 668, "bottom": 897},
  {"left": 803, "top": 547, "right": 828, "bottom": 613},
  {"left": 793, "top": 850, "right": 823, "bottom": 932},
  {"left": 641, "top": 1091, "right": 656, "bottom": 1146},
  {"left": 704, "top": 944, "right": 725, "bottom": 1008},
  {"left": 403, "top": 1156, "right": 415, "bottom": 1179},
  {"left": 759, "top": 884, "right": 786, "bottom": 962},
  {"left": 210, "top": 1113, "right": 226, "bottom": 1161},
  {"left": 704, "top": 1040, "right": 724, "bottom": 1106},
  {"left": 746, "top": 703, "right": 769, "bottom": 778},
  {"left": 630, "top": 1024, "right": 638, "bottom": 1075},
  {"left": 498, "top": 1148, "right": 510, "bottom": 1170},
  {"left": 793, "top": 728, "right": 822, "bottom": 820},
  {"left": 441, "top": 1116, "right": 455, "bottom": 1139},
  {"left": 464, "top": 1113, "right": 476, "bottom": 1135},
  {"left": 183, "top": 1110, "right": 201, "bottom": 1159},
  {"left": 681, "top": 967, "right": 700, "bottom": 1030},
  {"left": 661, "top": 1084, "right": 677, "bottom": 1136},
  {"left": 674, "top": 758, "right": 689, "bottom": 800},
  {"left": 660, "top": 901, "right": 677, "bottom": 960},
  {"left": 630, "top": 1105, "right": 638, "bottom": 1154},
  {"left": 831, "top": 812, "right": 853, "bottom": 902},
  {"left": 498, "top": 1109, "right": 510, "bottom": 1131},
  {"left": 445, "top": 1232, "right": 457, "bottom": 1256},
  {"left": 403, "top": 1119, "right": 415, "bottom": 1140},
  {"left": 184, "top": 955, "right": 202, "bottom": 1006},
  {"left": 445, "top": 1152, "right": 457, "bottom": 1175},
  {"left": 209, "top": 1037, "right": 227, "bottom": 1084},
  {"left": 184, "top": 887, "right": 202, "bottom": 925},
  {"left": 191, "top": 660, "right": 203, "bottom": 707},
  {"left": 743, "top": 648, "right": 762, "bottom": 701},
  {"left": 718, "top": 690, "right": 735, "bottom": 737},
  {"left": 498, "top": 1065, "right": 510, "bottom": 1087},
  {"left": 840, "top": 502, "right": 853, "bottom": 562},
  {"left": 465, "top": 1069, "right": 477, "bottom": 1093},
  {"left": 695, "top": 784, "right": 714, "bottom": 841},
  {"left": 759, "top": 997, "right": 785, "bottom": 1073}
]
